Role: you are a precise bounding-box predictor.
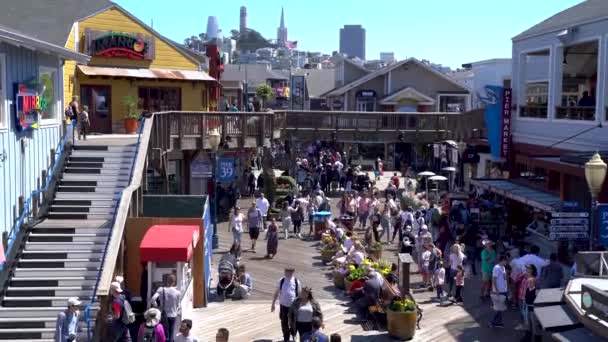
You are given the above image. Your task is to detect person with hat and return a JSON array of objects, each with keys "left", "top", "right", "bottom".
[
  {"left": 109, "top": 281, "right": 132, "bottom": 341},
  {"left": 481, "top": 240, "right": 497, "bottom": 300},
  {"left": 55, "top": 297, "right": 80, "bottom": 342},
  {"left": 137, "top": 308, "right": 166, "bottom": 342}
]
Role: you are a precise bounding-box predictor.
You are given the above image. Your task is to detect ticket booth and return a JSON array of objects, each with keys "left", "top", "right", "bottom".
[{"left": 139, "top": 225, "right": 204, "bottom": 319}]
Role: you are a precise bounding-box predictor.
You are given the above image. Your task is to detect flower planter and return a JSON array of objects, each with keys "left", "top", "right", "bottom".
[
  {"left": 333, "top": 271, "right": 345, "bottom": 289},
  {"left": 124, "top": 118, "right": 138, "bottom": 134},
  {"left": 387, "top": 308, "right": 417, "bottom": 340},
  {"left": 344, "top": 278, "right": 353, "bottom": 293},
  {"left": 369, "top": 250, "right": 382, "bottom": 260},
  {"left": 321, "top": 248, "right": 336, "bottom": 264}
]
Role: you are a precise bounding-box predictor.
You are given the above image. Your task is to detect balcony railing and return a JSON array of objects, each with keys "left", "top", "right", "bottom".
[
  {"left": 520, "top": 105, "right": 548, "bottom": 118},
  {"left": 555, "top": 106, "right": 596, "bottom": 121}
]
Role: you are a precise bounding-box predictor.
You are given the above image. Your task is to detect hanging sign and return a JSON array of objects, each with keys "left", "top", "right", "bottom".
[
  {"left": 85, "top": 29, "right": 155, "bottom": 60},
  {"left": 598, "top": 204, "right": 608, "bottom": 247},
  {"left": 500, "top": 88, "right": 512, "bottom": 159},
  {"left": 549, "top": 211, "right": 589, "bottom": 241},
  {"left": 217, "top": 157, "right": 236, "bottom": 183},
  {"left": 15, "top": 82, "right": 46, "bottom": 131}
]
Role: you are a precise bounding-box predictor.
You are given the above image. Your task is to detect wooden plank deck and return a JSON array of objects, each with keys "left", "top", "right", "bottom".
[{"left": 189, "top": 198, "right": 525, "bottom": 341}]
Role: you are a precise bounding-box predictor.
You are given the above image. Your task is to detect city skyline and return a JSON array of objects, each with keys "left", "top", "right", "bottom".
[{"left": 114, "top": 0, "right": 583, "bottom": 68}]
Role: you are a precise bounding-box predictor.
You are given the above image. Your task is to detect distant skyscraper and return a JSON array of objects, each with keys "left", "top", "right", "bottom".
[
  {"left": 240, "top": 6, "right": 247, "bottom": 35},
  {"left": 339, "top": 25, "right": 366, "bottom": 60},
  {"left": 277, "top": 6, "right": 288, "bottom": 46},
  {"left": 380, "top": 52, "right": 395, "bottom": 63}
]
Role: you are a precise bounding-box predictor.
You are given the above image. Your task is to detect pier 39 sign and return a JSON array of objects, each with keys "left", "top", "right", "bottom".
[{"left": 85, "top": 29, "right": 155, "bottom": 60}]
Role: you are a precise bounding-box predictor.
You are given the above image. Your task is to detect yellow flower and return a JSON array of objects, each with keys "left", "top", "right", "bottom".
[{"left": 348, "top": 265, "right": 356, "bottom": 271}]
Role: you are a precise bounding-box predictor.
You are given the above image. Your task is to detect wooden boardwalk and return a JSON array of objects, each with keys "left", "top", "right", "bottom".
[{"left": 189, "top": 198, "right": 524, "bottom": 341}]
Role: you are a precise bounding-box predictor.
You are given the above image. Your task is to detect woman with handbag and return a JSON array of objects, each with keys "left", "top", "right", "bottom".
[{"left": 148, "top": 275, "right": 181, "bottom": 342}]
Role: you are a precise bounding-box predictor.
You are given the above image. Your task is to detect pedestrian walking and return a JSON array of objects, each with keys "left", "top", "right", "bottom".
[
  {"left": 77, "top": 105, "right": 90, "bottom": 140},
  {"left": 307, "top": 317, "right": 329, "bottom": 342},
  {"left": 247, "top": 171, "right": 256, "bottom": 197},
  {"left": 480, "top": 240, "right": 496, "bottom": 300},
  {"left": 291, "top": 201, "right": 304, "bottom": 239},
  {"left": 434, "top": 260, "right": 446, "bottom": 302},
  {"left": 148, "top": 274, "right": 181, "bottom": 342},
  {"left": 447, "top": 244, "right": 466, "bottom": 297},
  {"left": 288, "top": 287, "right": 323, "bottom": 341},
  {"left": 379, "top": 202, "right": 392, "bottom": 243},
  {"left": 271, "top": 267, "right": 301, "bottom": 342},
  {"left": 454, "top": 265, "right": 465, "bottom": 303},
  {"left": 174, "top": 319, "right": 198, "bottom": 342},
  {"left": 356, "top": 192, "right": 370, "bottom": 230},
  {"left": 519, "top": 264, "right": 538, "bottom": 329},
  {"left": 539, "top": 253, "right": 563, "bottom": 289},
  {"left": 266, "top": 218, "right": 279, "bottom": 258},
  {"left": 54, "top": 297, "right": 80, "bottom": 342},
  {"left": 230, "top": 207, "right": 244, "bottom": 246},
  {"left": 109, "top": 281, "right": 133, "bottom": 342},
  {"left": 247, "top": 202, "right": 263, "bottom": 252},
  {"left": 255, "top": 193, "right": 270, "bottom": 226},
  {"left": 280, "top": 201, "right": 295, "bottom": 240},
  {"left": 137, "top": 308, "right": 166, "bottom": 342},
  {"left": 489, "top": 255, "right": 509, "bottom": 328}
]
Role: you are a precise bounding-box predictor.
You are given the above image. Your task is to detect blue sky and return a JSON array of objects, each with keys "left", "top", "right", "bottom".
[{"left": 114, "top": 0, "right": 583, "bottom": 68}]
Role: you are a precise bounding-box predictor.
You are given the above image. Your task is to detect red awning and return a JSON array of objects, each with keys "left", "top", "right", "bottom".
[{"left": 140, "top": 225, "right": 200, "bottom": 263}]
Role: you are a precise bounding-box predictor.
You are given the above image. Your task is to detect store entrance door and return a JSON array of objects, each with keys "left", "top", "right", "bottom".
[{"left": 81, "top": 85, "right": 112, "bottom": 134}]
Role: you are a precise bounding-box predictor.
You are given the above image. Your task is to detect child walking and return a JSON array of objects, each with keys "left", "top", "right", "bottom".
[
  {"left": 434, "top": 260, "right": 446, "bottom": 302},
  {"left": 78, "top": 105, "right": 90, "bottom": 140},
  {"left": 454, "top": 265, "right": 465, "bottom": 303}
]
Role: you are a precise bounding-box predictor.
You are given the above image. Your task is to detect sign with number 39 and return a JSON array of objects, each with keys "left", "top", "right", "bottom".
[{"left": 217, "top": 157, "right": 236, "bottom": 183}]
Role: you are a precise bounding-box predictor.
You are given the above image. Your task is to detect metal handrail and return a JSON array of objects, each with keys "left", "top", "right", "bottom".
[
  {"left": 84, "top": 117, "right": 146, "bottom": 340},
  {"left": 0, "top": 127, "right": 71, "bottom": 272}
]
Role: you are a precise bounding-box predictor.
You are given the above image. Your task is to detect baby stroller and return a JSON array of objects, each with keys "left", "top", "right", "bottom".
[{"left": 217, "top": 253, "right": 238, "bottom": 299}]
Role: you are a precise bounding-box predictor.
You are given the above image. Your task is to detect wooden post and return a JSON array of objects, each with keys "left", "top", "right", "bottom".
[
  {"left": 176, "top": 112, "right": 183, "bottom": 150},
  {"left": 221, "top": 116, "right": 227, "bottom": 141},
  {"left": 241, "top": 114, "right": 247, "bottom": 148},
  {"left": 18, "top": 196, "right": 24, "bottom": 216},
  {"left": 201, "top": 114, "right": 206, "bottom": 150},
  {"left": 50, "top": 148, "right": 56, "bottom": 168},
  {"left": 259, "top": 113, "right": 266, "bottom": 148},
  {"left": 398, "top": 253, "right": 413, "bottom": 295}
]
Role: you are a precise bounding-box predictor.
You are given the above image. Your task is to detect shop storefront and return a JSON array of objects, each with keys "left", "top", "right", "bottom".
[{"left": 63, "top": 5, "right": 217, "bottom": 133}]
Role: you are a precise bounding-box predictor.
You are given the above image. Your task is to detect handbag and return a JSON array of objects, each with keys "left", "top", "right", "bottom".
[{"left": 160, "top": 287, "right": 169, "bottom": 327}]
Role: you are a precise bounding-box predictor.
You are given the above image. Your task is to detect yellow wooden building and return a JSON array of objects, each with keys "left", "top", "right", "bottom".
[{"left": 62, "top": 3, "right": 215, "bottom": 133}]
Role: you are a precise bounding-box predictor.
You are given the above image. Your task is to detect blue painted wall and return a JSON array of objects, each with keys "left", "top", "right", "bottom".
[{"left": 0, "top": 42, "right": 64, "bottom": 235}]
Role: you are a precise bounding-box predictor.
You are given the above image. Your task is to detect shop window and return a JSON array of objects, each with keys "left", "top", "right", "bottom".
[
  {"left": 39, "top": 65, "right": 58, "bottom": 122},
  {"left": 138, "top": 87, "right": 181, "bottom": 112},
  {"left": 558, "top": 40, "right": 598, "bottom": 121},
  {"left": 0, "top": 54, "right": 5, "bottom": 128},
  {"left": 520, "top": 49, "right": 550, "bottom": 118},
  {"left": 202, "top": 88, "right": 209, "bottom": 110},
  {"left": 355, "top": 143, "right": 384, "bottom": 160},
  {"left": 356, "top": 98, "right": 376, "bottom": 112},
  {"left": 438, "top": 95, "right": 468, "bottom": 113}
]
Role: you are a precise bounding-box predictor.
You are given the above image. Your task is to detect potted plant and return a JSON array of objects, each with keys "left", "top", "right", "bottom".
[
  {"left": 320, "top": 238, "right": 338, "bottom": 264},
  {"left": 345, "top": 264, "right": 366, "bottom": 293},
  {"left": 387, "top": 297, "right": 418, "bottom": 340},
  {"left": 368, "top": 241, "right": 383, "bottom": 260},
  {"left": 122, "top": 95, "right": 140, "bottom": 134}
]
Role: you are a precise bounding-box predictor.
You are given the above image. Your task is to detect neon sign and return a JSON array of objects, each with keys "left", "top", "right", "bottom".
[
  {"left": 15, "top": 82, "right": 47, "bottom": 131},
  {"left": 89, "top": 31, "right": 152, "bottom": 60}
]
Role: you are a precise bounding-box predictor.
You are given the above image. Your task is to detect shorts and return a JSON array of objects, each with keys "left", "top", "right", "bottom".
[
  {"left": 482, "top": 272, "right": 492, "bottom": 281},
  {"left": 249, "top": 227, "right": 260, "bottom": 239}
]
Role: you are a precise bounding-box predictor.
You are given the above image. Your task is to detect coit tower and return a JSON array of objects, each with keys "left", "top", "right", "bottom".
[{"left": 240, "top": 6, "right": 247, "bottom": 36}]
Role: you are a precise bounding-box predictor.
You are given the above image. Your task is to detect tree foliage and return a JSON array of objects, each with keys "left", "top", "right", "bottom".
[
  {"left": 238, "top": 28, "right": 274, "bottom": 52},
  {"left": 184, "top": 33, "right": 207, "bottom": 52}
]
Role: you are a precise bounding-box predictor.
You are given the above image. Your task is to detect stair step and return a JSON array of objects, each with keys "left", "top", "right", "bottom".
[
  {"left": 34, "top": 219, "right": 112, "bottom": 229},
  {"left": 6, "top": 286, "right": 94, "bottom": 297},
  {"left": 51, "top": 199, "right": 117, "bottom": 206},
  {"left": 73, "top": 144, "right": 136, "bottom": 152},
  {"left": 13, "top": 268, "right": 100, "bottom": 278},
  {"left": 69, "top": 156, "right": 133, "bottom": 163},
  {"left": 2, "top": 296, "right": 93, "bottom": 308},
  {"left": 59, "top": 180, "right": 129, "bottom": 187},
  {"left": 70, "top": 150, "right": 135, "bottom": 159},
  {"left": 49, "top": 205, "right": 116, "bottom": 213},
  {"left": 21, "top": 250, "right": 104, "bottom": 259},
  {"left": 0, "top": 305, "right": 99, "bottom": 318},
  {"left": 63, "top": 167, "right": 131, "bottom": 175},
  {"left": 28, "top": 233, "right": 108, "bottom": 243},
  {"left": 0, "top": 327, "right": 55, "bottom": 339},
  {"left": 24, "top": 241, "right": 102, "bottom": 251},
  {"left": 10, "top": 277, "right": 97, "bottom": 287},
  {"left": 54, "top": 192, "right": 120, "bottom": 200},
  {"left": 66, "top": 162, "right": 132, "bottom": 170},
  {"left": 30, "top": 227, "right": 111, "bottom": 235},
  {"left": 56, "top": 185, "right": 123, "bottom": 193},
  {"left": 17, "top": 259, "right": 102, "bottom": 268},
  {"left": 46, "top": 212, "right": 114, "bottom": 220},
  {"left": 61, "top": 173, "right": 130, "bottom": 181}
]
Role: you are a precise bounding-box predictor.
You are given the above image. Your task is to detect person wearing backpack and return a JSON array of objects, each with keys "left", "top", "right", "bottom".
[
  {"left": 54, "top": 297, "right": 80, "bottom": 342},
  {"left": 110, "top": 281, "right": 134, "bottom": 342},
  {"left": 137, "top": 308, "right": 166, "bottom": 342},
  {"left": 149, "top": 275, "right": 181, "bottom": 342},
  {"left": 271, "top": 267, "right": 301, "bottom": 342}
]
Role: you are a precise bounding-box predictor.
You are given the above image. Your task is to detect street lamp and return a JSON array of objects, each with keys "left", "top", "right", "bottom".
[
  {"left": 585, "top": 152, "right": 607, "bottom": 250},
  {"left": 208, "top": 129, "right": 221, "bottom": 249}
]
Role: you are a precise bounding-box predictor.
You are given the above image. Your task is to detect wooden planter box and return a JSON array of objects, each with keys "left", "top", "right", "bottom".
[
  {"left": 344, "top": 278, "right": 353, "bottom": 293},
  {"left": 387, "top": 308, "right": 417, "bottom": 340},
  {"left": 321, "top": 248, "right": 336, "bottom": 264},
  {"left": 333, "top": 271, "right": 345, "bottom": 289}
]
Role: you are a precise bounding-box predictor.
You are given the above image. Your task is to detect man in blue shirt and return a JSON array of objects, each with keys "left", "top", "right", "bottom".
[
  {"left": 55, "top": 297, "right": 80, "bottom": 342},
  {"left": 306, "top": 317, "right": 328, "bottom": 342}
]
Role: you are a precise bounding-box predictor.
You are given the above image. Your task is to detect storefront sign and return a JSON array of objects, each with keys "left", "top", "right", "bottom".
[
  {"left": 550, "top": 211, "right": 589, "bottom": 241},
  {"left": 598, "top": 204, "right": 608, "bottom": 247},
  {"left": 582, "top": 284, "right": 608, "bottom": 321},
  {"left": 85, "top": 29, "right": 155, "bottom": 60},
  {"left": 357, "top": 90, "right": 377, "bottom": 98},
  {"left": 191, "top": 159, "right": 213, "bottom": 178},
  {"left": 500, "top": 88, "right": 512, "bottom": 159},
  {"left": 14, "top": 82, "right": 46, "bottom": 131}
]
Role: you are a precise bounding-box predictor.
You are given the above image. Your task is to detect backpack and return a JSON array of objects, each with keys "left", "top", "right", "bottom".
[
  {"left": 280, "top": 277, "right": 299, "bottom": 295},
  {"left": 121, "top": 299, "right": 136, "bottom": 325},
  {"left": 139, "top": 325, "right": 156, "bottom": 342}
]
